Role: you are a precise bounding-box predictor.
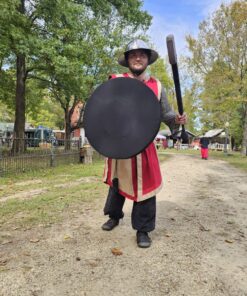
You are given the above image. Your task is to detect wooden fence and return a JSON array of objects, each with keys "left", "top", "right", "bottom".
[{"left": 0, "top": 138, "right": 81, "bottom": 176}]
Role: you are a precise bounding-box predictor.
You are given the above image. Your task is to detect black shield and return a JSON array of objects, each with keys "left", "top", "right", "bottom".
[{"left": 84, "top": 77, "right": 161, "bottom": 159}]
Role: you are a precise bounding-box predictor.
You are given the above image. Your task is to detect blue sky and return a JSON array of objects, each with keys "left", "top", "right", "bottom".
[{"left": 142, "top": 0, "right": 232, "bottom": 58}]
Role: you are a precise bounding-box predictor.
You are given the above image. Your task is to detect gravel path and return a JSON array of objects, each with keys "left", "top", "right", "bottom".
[{"left": 0, "top": 154, "right": 247, "bottom": 296}]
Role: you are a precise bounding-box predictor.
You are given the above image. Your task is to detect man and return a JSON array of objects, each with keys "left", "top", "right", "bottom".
[
  {"left": 199, "top": 136, "right": 209, "bottom": 160},
  {"left": 101, "top": 39, "right": 186, "bottom": 248}
]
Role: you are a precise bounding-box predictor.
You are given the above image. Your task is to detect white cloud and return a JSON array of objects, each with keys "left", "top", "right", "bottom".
[
  {"left": 146, "top": 0, "right": 233, "bottom": 58},
  {"left": 182, "top": 0, "right": 233, "bottom": 17}
]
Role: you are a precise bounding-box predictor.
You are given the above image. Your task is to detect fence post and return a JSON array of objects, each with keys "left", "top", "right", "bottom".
[
  {"left": 50, "top": 142, "right": 55, "bottom": 167},
  {"left": 0, "top": 140, "right": 2, "bottom": 176},
  {"left": 84, "top": 145, "right": 93, "bottom": 164},
  {"left": 79, "top": 136, "right": 82, "bottom": 163}
]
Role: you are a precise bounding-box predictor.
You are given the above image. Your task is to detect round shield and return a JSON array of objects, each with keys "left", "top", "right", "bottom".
[{"left": 84, "top": 77, "right": 161, "bottom": 159}]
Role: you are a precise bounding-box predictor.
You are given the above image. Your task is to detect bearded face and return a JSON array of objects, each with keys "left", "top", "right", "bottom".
[{"left": 127, "top": 49, "right": 149, "bottom": 76}]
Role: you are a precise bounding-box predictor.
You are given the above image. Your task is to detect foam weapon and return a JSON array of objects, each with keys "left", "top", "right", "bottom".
[{"left": 166, "top": 34, "right": 188, "bottom": 143}]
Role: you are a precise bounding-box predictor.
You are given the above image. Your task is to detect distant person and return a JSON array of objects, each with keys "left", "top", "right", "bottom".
[
  {"left": 162, "top": 138, "right": 167, "bottom": 149},
  {"left": 200, "top": 137, "right": 209, "bottom": 159}
]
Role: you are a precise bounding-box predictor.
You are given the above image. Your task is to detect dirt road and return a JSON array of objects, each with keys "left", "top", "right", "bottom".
[{"left": 0, "top": 154, "right": 247, "bottom": 296}]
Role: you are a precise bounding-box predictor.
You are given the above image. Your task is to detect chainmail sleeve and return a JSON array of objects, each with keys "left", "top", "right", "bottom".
[{"left": 160, "top": 87, "right": 179, "bottom": 133}]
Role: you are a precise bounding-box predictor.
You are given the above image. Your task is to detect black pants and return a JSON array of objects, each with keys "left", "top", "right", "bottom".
[{"left": 103, "top": 187, "right": 156, "bottom": 232}]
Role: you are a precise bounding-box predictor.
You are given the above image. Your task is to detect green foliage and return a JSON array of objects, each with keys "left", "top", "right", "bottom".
[
  {"left": 149, "top": 57, "right": 200, "bottom": 133},
  {"left": 149, "top": 58, "right": 176, "bottom": 108},
  {"left": 0, "top": 0, "right": 151, "bottom": 136},
  {"left": 79, "top": 0, "right": 152, "bottom": 30},
  {"left": 0, "top": 160, "right": 106, "bottom": 228},
  {"left": 185, "top": 0, "right": 247, "bottom": 150},
  {"left": 149, "top": 58, "right": 173, "bottom": 91},
  {"left": 0, "top": 101, "right": 14, "bottom": 122},
  {"left": 0, "top": 69, "right": 15, "bottom": 108},
  {"left": 27, "top": 96, "right": 64, "bottom": 129},
  {"left": 182, "top": 86, "right": 200, "bottom": 134}
]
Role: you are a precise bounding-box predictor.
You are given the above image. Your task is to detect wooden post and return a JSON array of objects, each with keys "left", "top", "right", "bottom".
[{"left": 80, "top": 144, "right": 93, "bottom": 164}]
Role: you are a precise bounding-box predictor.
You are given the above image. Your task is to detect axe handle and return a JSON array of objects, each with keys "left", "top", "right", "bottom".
[
  {"left": 171, "top": 63, "right": 184, "bottom": 116},
  {"left": 166, "top": 34, "right": 188, "bottom": 142},
  {"left": 166, "top": 35, "right": 184, "bottom": 116},
  {"left": 171, "top": 63, "right": 187, "bottom": 139}
]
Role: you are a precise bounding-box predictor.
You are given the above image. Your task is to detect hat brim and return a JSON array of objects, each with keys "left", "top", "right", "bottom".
[{"left": 118, "top": 49, "right": 159, "bottom": 67}]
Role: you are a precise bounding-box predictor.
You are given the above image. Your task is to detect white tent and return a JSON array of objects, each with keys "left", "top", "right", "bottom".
[{"left": 156, "top": 134, "right": 166, "bottom": 140}]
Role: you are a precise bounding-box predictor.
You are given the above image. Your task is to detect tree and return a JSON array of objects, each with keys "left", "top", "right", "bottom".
[
  {"left": 182, "top": 85, "right": 201, "bottom": 135},
  {"left": 149, "top": 58, "right": 173, "bottom": 95},
  {"left": 149, "top": 58, "right": 176, "bottom": 131},
  {"left": 27, "top": 96, "right": 64, "bottom": 129},
  {"left": 0, "top": 0, "right": 48, "bottom": 152},
  {"left": 33, "top": 2, "right": 151, "bottom": 145},
  {"left": 185, "top": 1, "right": 247, "bottom": 153},
  {"left": 0, "top": 0, "right": 151, "bottom": 152}
]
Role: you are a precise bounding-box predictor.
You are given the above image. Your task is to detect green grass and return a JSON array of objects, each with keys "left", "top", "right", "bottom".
[
  {"left": 0, "top": 154, "right": 172, "bottom": 229},
  {"left": 0, "top": 160, "right": 106, "bottom": 229},
  {"left": 0, "top": 159, "right": 104, "bottom": 184},
  {"left": 210, "top": 151, "right": 247, "bottom": 172},
  {"left": 1, "top": 149, "right": 246, "bottom": 231},
  {"left": 158, "top": 152, "right": 172, "bottom": 163},
  {"left": 159, "top": 148, "right": 247, "bottom": 173}
]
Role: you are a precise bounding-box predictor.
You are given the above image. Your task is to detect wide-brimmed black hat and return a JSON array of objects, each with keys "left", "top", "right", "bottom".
[{"left": 84, "top": 77, "right": 161, "bottom": 159}]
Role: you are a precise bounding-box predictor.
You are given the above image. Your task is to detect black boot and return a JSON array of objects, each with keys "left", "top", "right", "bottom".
[
  {"left": 136, "top": 231, "right": 151, "bottom": 248},
  {"left": 101, "top": 218, "right": 119, "bottom": 231}
]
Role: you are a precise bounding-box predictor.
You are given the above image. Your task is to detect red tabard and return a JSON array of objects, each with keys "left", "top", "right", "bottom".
[{"left": 103, "top": 73, "right": 163, "bottom": 202}]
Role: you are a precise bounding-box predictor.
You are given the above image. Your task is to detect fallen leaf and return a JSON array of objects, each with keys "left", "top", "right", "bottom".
[
  {"left": 111, "top": 247, "right": 123, "bottom": 256},
  {"left": 64, "top": 235, "right": 72, "bottom": 240},
  {"left": 30, "top": 238, "right": 40, "bottom": 243},
  {"left": 199, "top": 224, "right": 210, "bottom": 232},
  {"left": 165, "top": 234, "right": 171, "bottom": 237},
  {"left": 88, "top": 260, "right": 98, "bottom": 267},
  {"left": 225, "top": 239, "right": 234, "bottom": 243}
]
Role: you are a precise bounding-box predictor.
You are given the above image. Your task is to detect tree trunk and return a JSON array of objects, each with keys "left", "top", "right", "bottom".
[
  {"left": 12, "top": 0, "right": 26, "bottom": 154},
  {"left": 12, "top": 54, "right": 26, "bottom": 154},
  {"left": 241, "top": 103, "right": 247, "bottom": 156},
  {"left": 64, "top": 106, "right": 71, "bottom": 151}
]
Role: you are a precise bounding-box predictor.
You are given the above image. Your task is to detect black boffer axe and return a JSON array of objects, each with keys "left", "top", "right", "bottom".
[{"left": 166, "top": 35, "right": 188, "bottom": 143}]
